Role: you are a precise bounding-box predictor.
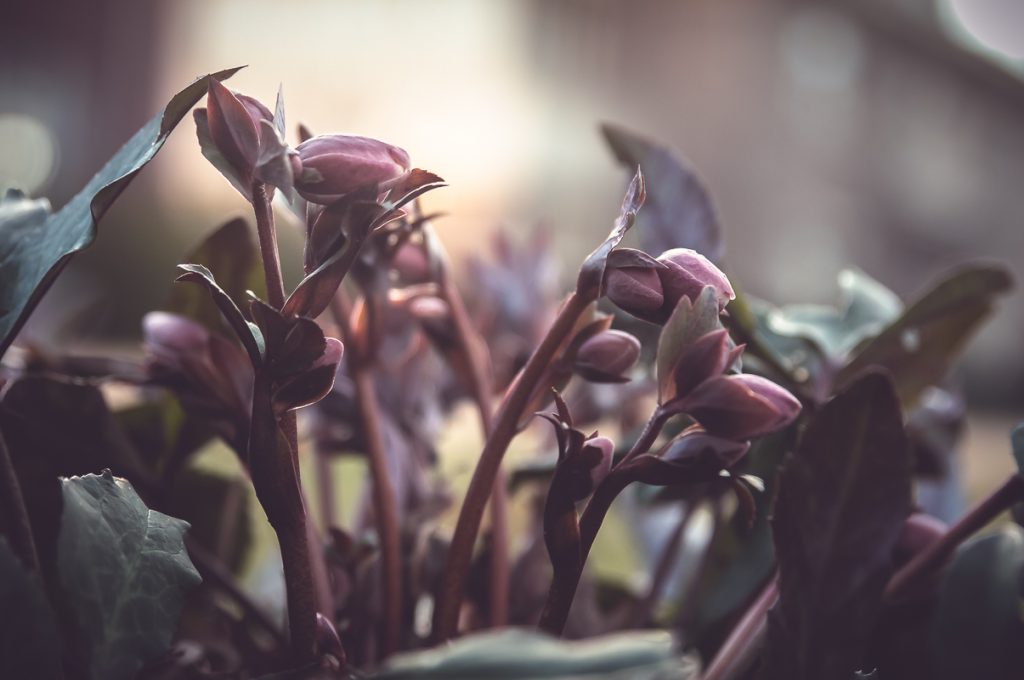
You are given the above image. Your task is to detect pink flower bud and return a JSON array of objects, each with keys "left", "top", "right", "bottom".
[
  {"left": 894, "top": 512, "right": 947, "bottom": 565},
  {"left": 205, "top": 79, "right": 273, "bottom": 181},
  {"left": 604, "top": 266, "right": 665, "bottom": 322},
  {"left": 661, "top": 429, "right": 751, "bottom": 469},
  {"left": 293, "top": 134, "right": 410, "bottom": 204},
  {"left": 573, "top": 329, "right": 641, "bottom": 383},
  {"left": 656, "top": 248, "right": 735, "bottom": 314},
  {"left": 681, "top": 373, "right": 801, "bottom": 440}
]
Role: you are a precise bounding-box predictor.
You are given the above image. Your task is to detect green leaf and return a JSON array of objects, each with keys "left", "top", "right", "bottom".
[
  {"left": 763, "top": 372, "right": 912, "bottom": 680},
  {"left": 0, "top": 67, "right": 242, "bottom": 359},
  {"left": 655, "top": 286, "right": 722, "bottom": 404},
  {"left": 602, "top": 123, "right": 722, "bottom": 263},
  {"left": 836, "top": 265, "right": 1013, "bottom": 406},
  {"left": 58, "top": 471, "right": 201, "bottom": 680},
  {"left": 0, "top": 537, "right": 62, "bottom": 680},
  {"left": 373, "top": 629, "right": 698, "bottom": 679},
  {"left": 166, "top": 217, "right": 266, "bottom": 335},
  {"left": 765, "top": 269, "right": 902, "bottom": 360},
  {"left": 929, "top": 524, "right": 1024, "bottom": 680}
]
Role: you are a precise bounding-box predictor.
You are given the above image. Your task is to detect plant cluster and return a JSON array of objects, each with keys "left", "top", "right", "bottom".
[{"left": 0, "top": 69, "right": 1020, "bottom": 680}]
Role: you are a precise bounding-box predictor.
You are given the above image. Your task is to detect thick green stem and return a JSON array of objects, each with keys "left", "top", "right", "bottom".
[{"left": 433, "top": 291, "right": 592, "bottom": 641}]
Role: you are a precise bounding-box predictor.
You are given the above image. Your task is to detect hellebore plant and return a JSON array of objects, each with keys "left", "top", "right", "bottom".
[{"left": 0, "top": 69, "right": 1021, "bottom": 680}]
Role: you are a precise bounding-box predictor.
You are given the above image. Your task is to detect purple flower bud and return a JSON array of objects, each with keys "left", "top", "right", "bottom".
[
  {"left": 293, "top": 134, "right": 410, "bottom": 204},
  {"left": 656, "top": 248, "right": 734, "bottom": 314},
  {"left": 604, "top": 266, "right": 665, "bottom": 322},
  {"left": 205, "top": 79, "right": 273, "bottom": 181},
  {"left": 681, "top": 373, "right": 801, "bottom": 440},
  {"left": 661, "top": 428, "right": 751, "bottom": 470},
  {"left": 573, "top": 329, "right": 641, "bottom": 383}
]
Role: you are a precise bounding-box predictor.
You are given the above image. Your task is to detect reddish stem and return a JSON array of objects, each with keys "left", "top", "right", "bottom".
[
  {"left": 433, "top": 291, "right": 592, "bottom": 641},
  {"left": 701, "top": 574, "right": 778, "bottom": 680},
  {"left": 438, "top": 271, "right": 509, "bottom": 627},
  {"left": 330, "top": 294, "right": 403, "bottom": 657},
  {"left": 538, "top": 408, "right": 669, "bottom": 635},
  {"left": 252, "top": 183, "right": 287, "bottom": 310},
  {"left": 885, "top": 473, "right": 1024, "bottom": 602}
]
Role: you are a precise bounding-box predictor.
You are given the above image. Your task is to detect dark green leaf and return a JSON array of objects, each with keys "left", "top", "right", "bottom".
[
  {"left": 166, "top": 217, "right": 266, "bottom": 335},
  {"left": 577, "top": 168, "right": 645, "bottom": 300},
  {"left": 656, "top": 286, "right": 721, "bottom": 404},
  {"left": 929, "top": 524, "right": 1024, "bottom": 680},
  {"left": 0, "top": 67, "right": 242, "bottom": 358},
  {"left": 373, "top": 629, "right": 697, "bottom": 679},
  {"left": 0, "top": 537, "right": 62, "bottom": 680},
  {"left": 836, "top": 265, "right": 1013, "bottom": 406},
  {"left": 602, "top": 123, "right": 722, "bottom": 263},
  {"left": 763, "top": 372, "right": 912, "bottom": 680},
  {"left": 58, "top": 471, "right": 201, "bottom": 680}
]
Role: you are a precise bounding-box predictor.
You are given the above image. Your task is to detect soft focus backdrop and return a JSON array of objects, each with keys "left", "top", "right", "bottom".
[{"left": 2, "top": 0, "right": 1022, "bottom": 487}]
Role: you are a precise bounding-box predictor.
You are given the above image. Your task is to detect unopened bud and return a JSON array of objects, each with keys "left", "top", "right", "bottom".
[
  {"left": 681, "top": 373, "right": 800, "bottom": 440},
  {"left": 894, "top": 512, "right": 947, "bottom": 565},
  {"left": 567, "top": 436, "right": 614, "bottom": 501},
  {"left": 573, "top": 329, "right": 641, "bottom": 383},
  {"left": 670, "top": 328, "right": 733, "bottom": 400},
  {"left": 656, "top": 248, "right": 735, "bottom": 314},
  {"left": 293, "top": 134, "right": 410, "bottom": 204},
  {"left": 604, "top": 266, "right": 665, "bottom": 322},
  {"left": 205, "top": 79, "right": 273, "bottom": 181}
]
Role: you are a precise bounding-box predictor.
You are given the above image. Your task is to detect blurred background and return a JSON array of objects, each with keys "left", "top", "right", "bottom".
[{"left": 1, "top": 0, "right": 1022, "bottom": 488}]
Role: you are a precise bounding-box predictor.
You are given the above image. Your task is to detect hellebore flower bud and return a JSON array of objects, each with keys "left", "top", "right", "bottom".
[
  {"left": 657, "top": 248, "right": 735, "bottom": 313},
  {"left": 661, "top": 428, "right": 751, "bottom": 470},
  {"left": 293, "top": 134, "right": 411, "bottom": 204},
  {"left": 205, "top": 79, "right": 273, "bottom": 182},
  {"left": 573, "top": 329, "right": 641, "bottom": 383},
  {"left": 894, "top": 512, "right": 947, "bottom": 565},
  {"left": 681, "top": 373, "right": 801, "bottom": 440},
  {"left": 605, "top": 266, "right": 665, "bottom": 321},
  {"left": 566, "top": 435, "right": 614, "bottom": 502}
]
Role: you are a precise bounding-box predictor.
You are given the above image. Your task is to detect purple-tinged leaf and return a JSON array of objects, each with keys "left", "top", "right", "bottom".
[
  {"left": 0, "top": 67, "right": 242, "bottom": 359},
  {"left": 763, "top": 371, "right": 912, "bottom": 680},
  {"left": 655, "top": 286, "right": 721, "bottom": 404},
  {"left": 576, "top": 168, "right": 645, "bottom": 300},
  {"left": 175, "top": 264, "right": 264, "bottom": 364},
  {"left": 602, "top": 123, "right": 722, "bottom": 263}
]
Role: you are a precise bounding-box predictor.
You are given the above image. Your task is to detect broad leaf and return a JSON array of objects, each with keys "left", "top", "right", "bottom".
[
  {"left": 836, "top": 265, "right": 1012, "bottom": 406},
  {"left": 373, "top": 629, "right": 698, "bottom": 679},
  {"left": 763, "top": 372, "right": 912, "bottom": 680},
  {"left": 0, "top": 537, "right": 62, "bottom": 680},
  {"left": 929, "top": 524, "right": 1024, "bottom": 680},
  {"left": 0, "top": 67, "right": 241, "bottom": 358},
  {"left": 577, "top": 168, "right": 645, "bottom": 300},
  {"left": 765, "top": 269, "right": 902, "bottom": 360},
  {"left": 602, "top": 123, "right": 722, "bottom": 263},
  {"left": 166, "top": 217, "right": 266, "bottom": 334},
  {"left": 58, "top": 471, "right": 201, "bottom": 680}
]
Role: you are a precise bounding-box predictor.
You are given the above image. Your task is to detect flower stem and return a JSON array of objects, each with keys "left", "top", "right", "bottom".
[
  {"left": 252, "top": 183, "right": 287, "bottom": 310},
  {"left": 433, "top": 291, "right": 593, "bottom": 641},
  {"left": 885, "top": 473, "right": 1024, "bottom": 602},
  {"left": 330, "top": 293, "right": 403, "bottom": 657},
  {"left": 701, "top": 574, "right": 778, "bottom": 680},
  {"left": 0, "top": 427, "right": 41, "bottom": 579},
  {"left": 438, "top": 270, "right": 509, "bottom": 627},
  {"left": 538, "top": 408, "right": 669, "bottom": 635}
]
